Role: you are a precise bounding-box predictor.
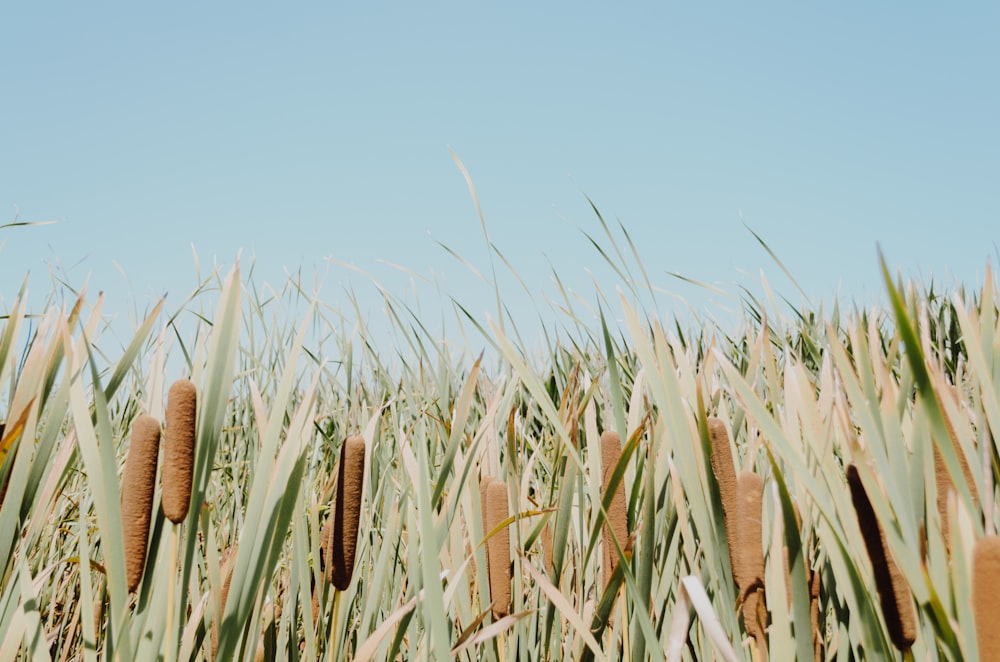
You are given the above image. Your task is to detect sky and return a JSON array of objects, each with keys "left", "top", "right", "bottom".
[{"left": 2, "top": 3, "right": 998, "bottom": 347}]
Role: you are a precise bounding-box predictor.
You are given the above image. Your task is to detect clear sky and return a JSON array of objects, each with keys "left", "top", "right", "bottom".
[{"left": 2, "top": 3, "right": 997, "bottom": 343}]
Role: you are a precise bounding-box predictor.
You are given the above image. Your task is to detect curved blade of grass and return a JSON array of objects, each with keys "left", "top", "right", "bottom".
[
  {"left": 679, "top": 575, "right": 740, "bottom": 662},
  {"left": 102, "top": 298, "right": 163, "bottom": 401},
  {"left": 522, "top": 554, "right": 607, "bottom": 662}
]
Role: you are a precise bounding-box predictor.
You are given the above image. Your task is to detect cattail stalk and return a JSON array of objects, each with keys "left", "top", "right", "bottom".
[
  {"left": 162, "top": 379, "right": 197, "bottom": 523},
  {"left": 327, "top": 435, "right": 365, "bottom": 590},
  {"left": 708, "top": 418, "right": 739, "bottom": 580},
  {"left": 846, "top": 463, "right": 916, "bottom": 651},
  {"left": 483, "top": 478, "right": 511, "bottom": 618},
  {"left": 735, "top": 471, "right": 767, "bottom": 657},
  {"left": 122, "top": 414, "right": 161, "bottom": 593},
  {"left": 600, "top": 430, "right": 630, "bottom": 587},
  {"left": 973, "top": 536, "right": 1000, "bottom": 660}
]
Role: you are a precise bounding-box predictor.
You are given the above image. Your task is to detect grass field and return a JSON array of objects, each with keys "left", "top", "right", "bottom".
[{"left": 1, "top": 223, "right": 997, "bottom": 660}]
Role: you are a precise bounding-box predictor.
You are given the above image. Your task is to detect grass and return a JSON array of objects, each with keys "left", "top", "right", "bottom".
[{"left": 0, "top": 214, "right": 997, "bottom": 660}]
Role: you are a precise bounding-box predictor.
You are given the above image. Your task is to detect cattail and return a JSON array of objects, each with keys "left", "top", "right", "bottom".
[
  {"left": 93, "top": 593, "right": 104, "bottom": 638},
  {"left": 162, "top": 379, "right": 197, "bottom": 523},
  {"left": 708, "top": 418, "right": 739, "bottom": 580},
  {"left": 735, "top": 471, "right": 767, "bottom": 655},
  {"left": 328, "top": 435, "right": 365, "bottom": 590},
  {"left": 733, "top": 471, "right": 764, "bottom": 592},
  {"left": 310, "top": 581, "right": 321, "bottom": 627},
  {"left": 541, "top": 517, "right": 554, "bottom": 576},
  {"left": 484, "top": 478, "right": 511, "bottom": 618},
  {"left": 934, "top": 443, "right": 978, "bottom": 549},
  {"left": 600, "top": 430, "right": 630, "bottom": 587},
  {"left": 846, "top": 463, "right": 916, "bottom": 651},
  {"left": 319, "top": 515, "right": 334, "bottom": 582},
  {"left": 212, "top": 546, "right": 237, "bottom": 659},
  {"left": 810, "top": 566, "right": 823, "bottom": 662},
  {"left": 122, "top": 414, "right": 161, "bottom": 593},
  {"left": 973, "top": 536, "right": 1000, "bottom": 660}
]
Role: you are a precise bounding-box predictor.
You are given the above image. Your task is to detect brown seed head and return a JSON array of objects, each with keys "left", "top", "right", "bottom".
[
  {"left": 478, "top": 475, "right": 496, "bottom": 580},
  {"left": 212, "top": 546, "right": 237, "bottom": 659},
  {"left": 846, "top": 463, "right": 916, "bottom": 651},
  {"left": 935, "top": 441, "right": 979, "bottom": 552},
  {"left": 319, "top": 515, "right": 334, "bottom": 583},
  {"left": 708, "top": 418, "right": 740, "bottom": 581},
  {"left": 122, "top": 414, "right": 161, "bottom": 593},
  {"left": 810, "top": 567, "right": 823, "bottom": 662},
  {"left": 600, "top": 430, "right": 630, "bottom": 587},
  {"left": 330, "top": 435, "right": 365, "bottom": 590},
  {"left": 541, "top": 517, "right": 554, "bottom": 576},
  {"left": 162, "top": 379, "right": 197, "bottom": 523},
  {"left": 735, "top": 471, "right": 767, "bottom": 648},
  {"left": 484, "top": 479, "right": 511, "bottom": 618},
  {"left": 973, "top": 536, "right": 1000, "bottom": 660}
]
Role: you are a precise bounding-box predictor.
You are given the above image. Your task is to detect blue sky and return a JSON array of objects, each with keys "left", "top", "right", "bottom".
[{"left": 2, "top": 3, "right": 997, "bottom": 343}]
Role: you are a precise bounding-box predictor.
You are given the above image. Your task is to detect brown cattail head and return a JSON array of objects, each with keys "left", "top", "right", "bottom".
[
  {"left": 162, "top": 379, "right": 197, "bottom": 524},
  {"left": 600, "top": 430, "right": 630, "bottom": 587},
  {"left": 934, "top": 442, "right": 978, "bottom": 552},
  {"left": 484, "top": 478, "right": 511, "bottom": 618},
  {"left": 319, "top": 515, "right": 334, "bottom": 583},
  {"left": 330, "top": 435, "right": 365, "bottom": 590},
  {"left": 810, "top": 566, "right": 823, "bottom": 662},
  {"left": 735, "top": 471, "right": 767, "bottom": 651},
  {"left": 846, "top": 463, "right": 917, "bottom": 651},
  {"left": 212, "top": 546, "right": 237, "bottom": 659},
  {"left": 122, "top": 414, "right": 161, "bottom": 593},
  {"left": 708, "top": 418, "right": 740, "bottom": 582},
  {"left": 973, "top": 536, "right": 1000, "bottom": 660}
]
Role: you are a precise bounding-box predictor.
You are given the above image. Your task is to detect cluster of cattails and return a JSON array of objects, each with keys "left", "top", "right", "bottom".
[
  {"left": 708, "top": 418, "right": 768, "bottom": 656},
  {"left": 319, "top": 435, "right": 366, "bottom": 591},
  {"left": 846, "top": 463, "right": 917, "bottom": 652},
  {"left": 121, "top": 379, "right": 197, "bottom": 593},
  {"left": 480, "top": 475, "right": 511, "bottom": 618}
]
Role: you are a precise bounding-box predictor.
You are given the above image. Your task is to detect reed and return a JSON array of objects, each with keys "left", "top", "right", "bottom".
[
  {"left": 846, "top": 463, "right": 916, "bottom": 651},
  {"left": 212, "top": 546, "right": 237, "bottom": 660},
  {"left": 934, "top": 442, "right": 978, "bottom": 548},
  {"left": 973, "top": 536, "right": 1000, "bottom": 660},
  {"left": 483, "top": 477, "right": 511, "bottom": 618},
  {"left": 121, "top": 414, "right": 161, "bottom": 593},
  {"left": 600, "top": 430, "right": 630, "bottom": 587},
  {"left": 735, "top": 471, "right": 766, "bottom": 656},
  {"left": 809, "top": 567, "right": 822, "bottom": 662},
  {"left": 328, "top": 435, "right": 365, "bottom": 590},
  {"left": 708, "top": 417, "right": 739, "bottom": 581},
  {"left": 161, "top": 379, "right": 197, "bottom": 524}
]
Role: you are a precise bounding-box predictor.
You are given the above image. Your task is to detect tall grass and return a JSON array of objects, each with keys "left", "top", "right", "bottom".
[{"left": 0, "top": 218, "right": 997, "bottom": 661}]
